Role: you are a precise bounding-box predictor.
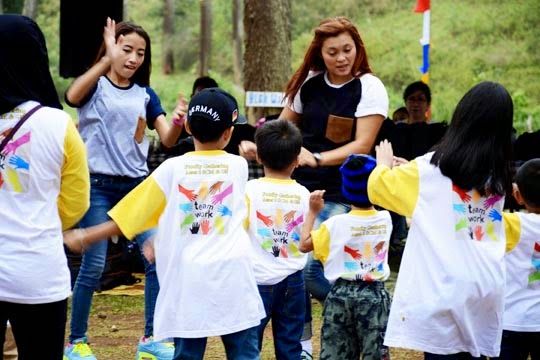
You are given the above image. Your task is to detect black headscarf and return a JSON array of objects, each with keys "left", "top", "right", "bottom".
[{"left": 0, "top": 14, "right": 62, "bottom": 115}]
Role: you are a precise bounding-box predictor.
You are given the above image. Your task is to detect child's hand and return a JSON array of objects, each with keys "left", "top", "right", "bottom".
[
  {"left": 375, "top": 140, "right": 394, "bottom": 168},
  {"left": 171, "top": 94, "right": 188, "bottom": 127},
  {"left": 63, "top": 229, "right": 87, "bottom": 254},
  {"left": 142, "top": 238, "right": 156, "bottom": 264},
  {"left": 393, "top": 156, "right": 409, "bottom": 167},
  {"left": 238, "top": 141, "right": 257, "bottom": 161},
  {"left": 309, "top": 190, "right": 325, "bottom": 213}
]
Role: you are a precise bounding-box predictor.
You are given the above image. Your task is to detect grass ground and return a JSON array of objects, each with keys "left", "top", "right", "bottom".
[{"left": 66, "top": 247, "right": 424, "bottom": 359}]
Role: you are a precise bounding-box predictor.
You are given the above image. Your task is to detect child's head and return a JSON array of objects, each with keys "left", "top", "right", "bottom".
[
  {"left": 513, "top": 159, "right": 540, "bottom": 212},
  {"left": 392, "top": 106, "right": 409, "bottom": 123},
  {"left": 254, "top": 120, "right": 302, "bottom": 171},
  {"left": 340, "top": 154, "right": 377, "bottom": 208},
  {"left": 191, "top": 76, "right": 219, "bottom": 97},
  {"left": 95, "top": 21, "right": 152, "bottom": 87},
  {"left": 430, "top": 81, "right": 514, "bottom": 196},
  {"left": 187, "top": 88, "right": 239, "bottom": 143}
]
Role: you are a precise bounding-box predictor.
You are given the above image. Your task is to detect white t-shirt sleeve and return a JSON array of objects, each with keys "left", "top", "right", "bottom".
[{"left": 356, "top": 74, "right": 389, "bottom": 119}]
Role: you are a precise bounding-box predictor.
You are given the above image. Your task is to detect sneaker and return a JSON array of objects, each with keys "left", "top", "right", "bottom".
[
  {"left": 135, "top": 336, "right": 174, "bottom": 360},
  {"left": 64, "top": 338, "right": 97, "bottom": 360},
  {"left": 300, "top": 349, "right": 313, "bottom": 360}
]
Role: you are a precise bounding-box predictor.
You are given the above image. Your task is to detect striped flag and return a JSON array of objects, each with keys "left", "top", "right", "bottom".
[{"left": 414, "top": 0, "right": 430, "bottom": 83}]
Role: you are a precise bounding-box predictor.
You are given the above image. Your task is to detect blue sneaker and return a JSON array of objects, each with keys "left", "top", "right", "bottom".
[
  {"left": 135, "top": 336, "right": 174, "bottom": 360},
  {"left": 64, "top": 337, "right": 97, "bottom": 360}
]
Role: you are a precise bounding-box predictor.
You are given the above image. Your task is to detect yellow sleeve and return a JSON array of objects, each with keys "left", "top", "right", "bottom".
[
  {"left": 108, "top": 176, "right": 166, "bottom": 240},
  {"left": 244, "top": 195, "right": 250, "bottom": 231},
  {"left": 58, "top": 120, "right": 90, "bottom": 231},
  {"left": 503, "top": 212, "right": 521, "bottom": 252},
  {"left": 367, "top": 161, "right": 420, "bottom": 218},
  {"left": 312, "top": 224, "right": 331, "bottom": 264}
]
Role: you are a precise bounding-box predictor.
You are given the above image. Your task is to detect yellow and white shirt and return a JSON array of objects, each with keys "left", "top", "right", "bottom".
[
  {"left": 311, "top": 209, "right": 392, "bottom": 283},
  {"left": 245, "top": 177, "right": 310, "bottom": 285},
  {"left": 502, "top": 212, "right": 540, "bottom": 332},
  {"left": 0, "top": 101, "right": 89, "bottom": 304},
  {"left": 368, "top": 152, "right": 518, "bottom": 358},
  {"left": 109, "top": 150, "right": 265, "bottom": 340}
]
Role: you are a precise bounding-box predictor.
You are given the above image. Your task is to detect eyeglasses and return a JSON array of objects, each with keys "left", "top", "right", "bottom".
[{"left": 406, "top": 97, "right": 427, "bottom": 103}]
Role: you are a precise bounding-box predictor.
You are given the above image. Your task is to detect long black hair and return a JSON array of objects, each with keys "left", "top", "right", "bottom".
[{"left": 430, "top": 81, "right": 514, "bottom": 196}]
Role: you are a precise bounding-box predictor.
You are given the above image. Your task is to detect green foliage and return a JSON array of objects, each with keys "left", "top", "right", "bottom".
[{"left": 25, "top": 0, "right": 540, "bottom": 135}]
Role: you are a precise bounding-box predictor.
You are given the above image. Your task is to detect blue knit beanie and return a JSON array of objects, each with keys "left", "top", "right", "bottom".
[{"left": 340, "top": 154, "right": 377, "bottom": 207}]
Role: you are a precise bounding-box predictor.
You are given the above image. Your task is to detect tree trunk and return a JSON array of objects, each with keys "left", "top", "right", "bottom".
[
  {"left": 244, "top": 0, "right": 291, "bottom": 123},
  {"left": 199, "top": 0, "right": 212, "bottom": 77},
  {"left": 22, "top": 0, "right": 39, "bottom": 18},
  {"left": 232, "top": 0, "right": 243, "bottom": 86},
  {"left": 162, "top": 0, "right": 175, "bottom": 74}
]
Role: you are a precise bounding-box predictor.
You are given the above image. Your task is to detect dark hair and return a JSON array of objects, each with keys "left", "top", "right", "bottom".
[
  {"left": 188, "top": 115, "right": 231, "bottom": 144},
  {"left": 514, "top": 159, "right": 540, "bottom": 209},
  {"left": 284, "top": 17, "right": 372, "bottom": 106},
  {"left": 255, "top": 120, "right": 302, "bottom": 171},
  {"left": 403, "top": 81, "right": 431, "bottom": 104},
  {"left": 191, "top": 76, "right": 219, "bottom": 97},
  {"left": 430, "top": 81, "right": 514, "bottom": 196},
  {"left": 94, "top": 21, "right": 152, "bottom": 87}
]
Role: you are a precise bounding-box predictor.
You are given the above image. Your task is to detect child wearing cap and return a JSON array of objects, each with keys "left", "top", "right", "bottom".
[
  {"left": 244, "top": 120, "right": 311, "bottom": 359},
  {"left": 299, "top": 154, "right": 393, "bottom": 360},
  {"left": 64, "top": 87, "right": 266, "bottom": 359}
]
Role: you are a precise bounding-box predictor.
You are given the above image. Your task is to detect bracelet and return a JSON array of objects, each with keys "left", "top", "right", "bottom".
[{"left": 172, "top": 115, "right": 186, "bottom": 127}]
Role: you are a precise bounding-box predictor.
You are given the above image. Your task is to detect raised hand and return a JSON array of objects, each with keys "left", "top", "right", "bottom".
[
  {"left": 474, "top": 225, "right": 484, "bottom": 241},
  {"left": 9, "top": 155, "right": 29, "bottom": 170},
  {"left": 488, "top": 209, "right": 502, "bottom": 222},
  {"left": 256, "top": 211, "right": 273, "bottom": 227},
  {"left": 283, "top": 210, "right": 296, "bottom": 223},
  {"left": 3, "top": 131, "right": 30, "bottom": 155},
  {"left": 218, "top": 205, "right": 232, "bottom": 217},
  {"left": 201, "top": 220, "right": 211, "bottom": 235},
  {"left": 190, "top": 222, "right": 200, "bottom": 234},
  {"left": 209, "top": 181, "right": 224, "bottom": 194},
  {"left": 286, "top": 214, "right": 304, "bottom": 232},
  {"left": 211, "top": 184, "right": 233, "bottom": 205},
  {"left": 484, "top": 195, "right": 503, "bottom": 209},
  {"left": 344, "top": 245, "right": 361, "bottom": 260},
  {"left": 180, "top": 214, "right": 195, "bottom": 229},
  {"left": 453, "top": 204, "right": 466, "bottom": 214},
  {"left": 179, "top": 202, "right": 193, "bottom": 213},
  {"left": 178, "top": 184, "right": 197, "bottom": 201},
  {"left": 272, "top": 245, "right": 280, "bottom": 257},
  {"left": 452, "top": 184, "right": 471, "bottom": 202}
]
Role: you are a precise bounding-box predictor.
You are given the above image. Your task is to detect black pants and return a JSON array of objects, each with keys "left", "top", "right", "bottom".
[{"left": 0, "top": 298, "right": 67, "bottom": 360}]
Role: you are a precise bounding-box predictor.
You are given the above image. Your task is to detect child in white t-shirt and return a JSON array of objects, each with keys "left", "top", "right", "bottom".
[
  {"left": 300, "top": 154, "right": 393, "bottom": 360},
  {"left": 244, "top": 119, "right": 311, "bottom": 359},
  {"left": 494, "top": 159, "right": 540, "bottom": 360},
  {"left": 64, "top": 88, "right": 265, "bottom": 359}
]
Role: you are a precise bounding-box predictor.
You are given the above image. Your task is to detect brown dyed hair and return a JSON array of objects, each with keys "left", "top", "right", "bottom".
[
  {"left": 93, "top": 21, "right": 152, "bottom": 87},
  {"left": 284, "top": 16, "right": 372, "bottom": 106}
]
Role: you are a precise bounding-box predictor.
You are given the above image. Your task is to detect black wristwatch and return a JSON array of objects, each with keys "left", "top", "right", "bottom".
[{"left": 313, "top": 152, "right": 323, "bottom": 167}]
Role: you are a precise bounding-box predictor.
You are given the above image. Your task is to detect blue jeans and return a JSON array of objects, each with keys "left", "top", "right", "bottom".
[
  {"left": 303, "top": 201, "right": 351, "bottom": 338},
  {"left": 257, "top": 270, "right": 305, "bottom": 360},
  {"left": 69, "top": 174, "right": 159, "bottom": 341},
  {"left": 173, "top": 326, "right": 260, "bottom": 360}
]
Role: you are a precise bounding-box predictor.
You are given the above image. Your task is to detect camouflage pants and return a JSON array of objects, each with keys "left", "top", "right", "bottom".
[{"left": 319, "top": 279, "right": 391, "bottom": 360}]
